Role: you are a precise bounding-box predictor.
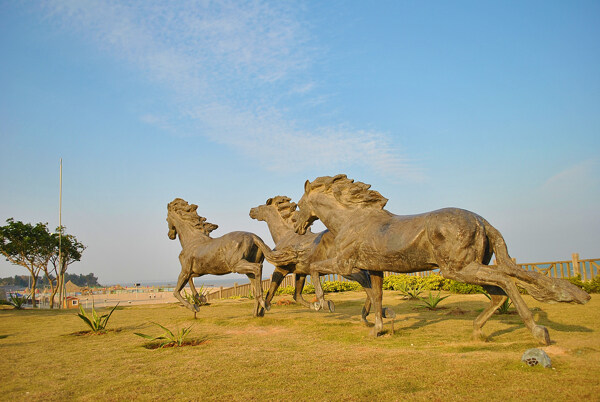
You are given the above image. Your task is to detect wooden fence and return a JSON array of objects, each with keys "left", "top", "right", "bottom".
[{"left": 205, "top": 253, "right": 599, "bottom": 302}]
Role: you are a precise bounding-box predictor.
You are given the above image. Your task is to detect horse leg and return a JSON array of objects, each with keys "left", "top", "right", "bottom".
[
  {"left": 471, "top": 285, "right": 508, "bottom": 341},
  {"left": 189, "top": 275, "right": 207, "bottom": 304},
  {"left": 264, "top": 267, "right": 290, "bottom": 311},
  {"left": 308, "top": 258, "right": 339, "bottom": 312},
  {"left": 294, "top": 274, "right": 312, "bottom": 309},
  {"left": 368, "top": 270, "right": 384, "bottom": 336},
  {"left": 174, "top": 270, "right": 198, "bottom": 312},
  {"left": 362, "top": 296, "right": 372, "bottom": 325},
  {"left": 309, "top": 272, "right": 335, "bottom": 312},
  {"left": 442, "top": 262, "right": 550, "bottom": 345},
  {"left": 343, "top": 271, "right": 372, "bottom": 325},
  {"left": 342, "top": 270, "right": 391, "bottom": 325},
  {"left": 233, "top": 260, "right": 266, "bottom": 317}
]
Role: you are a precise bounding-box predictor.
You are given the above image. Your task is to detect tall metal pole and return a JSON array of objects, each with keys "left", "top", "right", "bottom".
[{"left": 59, "top": 158, "right": 63, "bottom": 308}]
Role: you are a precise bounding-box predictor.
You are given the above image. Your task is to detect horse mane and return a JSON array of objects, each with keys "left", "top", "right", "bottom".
[
  {"left": 167, "top": 198, "right": 218, "bottom": 235},
  {"left": 266, "top": 196, "right": 298, "bottom": 226},
  {"left": 306, "top": 174, "right": 388, "bottom": 209}
]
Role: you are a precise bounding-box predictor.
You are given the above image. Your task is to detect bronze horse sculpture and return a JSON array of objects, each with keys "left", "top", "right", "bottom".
[
  {"left": 249, "top": 196, "right": 386, "bottom": 322},
  {"left": 167, "top": 198, "right": 294, "bottom": 317},
  {"left": 294, "top": 174, "right": 590, "bottom": 344}
]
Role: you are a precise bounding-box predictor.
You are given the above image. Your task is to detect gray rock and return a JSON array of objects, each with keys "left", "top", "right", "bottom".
[{"left": 521, "top": 348, "right": 552, "bottom": 368}]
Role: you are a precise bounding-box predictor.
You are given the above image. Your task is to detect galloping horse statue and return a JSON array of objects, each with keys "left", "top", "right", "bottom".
[
  {"left": 249, "top": 196, "right": 383, "bottom": 321},
  {"left": 294, "top": 174, "right": 590, "bottom": 344},
  {"left": 167, "top": 198, "right": 294, "bottom": 317}
]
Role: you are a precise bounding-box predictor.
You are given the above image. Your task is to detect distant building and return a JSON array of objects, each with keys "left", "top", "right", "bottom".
[{"left": 65, "top": 296, "right": 80, "bottom": 309}]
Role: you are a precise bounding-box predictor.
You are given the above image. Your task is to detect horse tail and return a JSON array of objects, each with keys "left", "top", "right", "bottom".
[
  {"left": 482, "top": 219, "right": 590, "bottom": 304},
  {"left": 252, "top": 235, "right": 298, "bottom": 266}
]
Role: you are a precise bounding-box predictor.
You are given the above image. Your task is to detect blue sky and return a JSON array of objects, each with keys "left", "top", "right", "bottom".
[{"left": 1, "top": 1, "right": 598, "bottom": 285}]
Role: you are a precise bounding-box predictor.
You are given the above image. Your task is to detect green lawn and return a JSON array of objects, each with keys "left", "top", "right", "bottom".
[{"left": 1, "top": 291, "right": 598, "bottom": 401}]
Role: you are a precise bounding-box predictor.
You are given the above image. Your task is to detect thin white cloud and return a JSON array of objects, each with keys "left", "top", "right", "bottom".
[
  {"left": 42, "top": 0, "right": 420, "bottom": 180},
  {"left": 541, "top": 159, "right": 598, "bottom": 192}
]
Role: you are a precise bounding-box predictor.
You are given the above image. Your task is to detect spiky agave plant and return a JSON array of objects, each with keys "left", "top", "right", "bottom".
[
  {"left": 182, "top": 287, "right": 209, "bottom": 319},
  {"left": 417, "top": 291, "right": 450, "bottom": 310},
  {"left": 397, "top": 281, "right": 426, "bottom": 300},
  {"left": 77, "top": 301, "right": 120, "bottom": 333},
  {"left": 135, "top": 322, "right": 193, "bottom": 348},
  {"left": 9, "top": 294, "right": 30, "bottom": 309}
]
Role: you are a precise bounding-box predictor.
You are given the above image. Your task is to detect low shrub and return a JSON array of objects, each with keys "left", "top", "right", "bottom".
[
  {"left": 384, "top": 274, "right": 484, "bottom": 295},
  {"left": 442, "top": 280, "right": 485, "bottom": 294},
  {"left": 274, "top": 282, "right": 315, "bottom": 296},
  {"left": 270, "top": 272, "right": 595, "bottom": 297},
  {"left": 568, "top": 275, "right": 600, "bottom": 293},
  {"left": 322, "top": 281, "right": 361, "bottom": 292}
]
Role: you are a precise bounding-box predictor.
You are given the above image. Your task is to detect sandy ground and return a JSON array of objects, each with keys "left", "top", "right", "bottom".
[
  {"left": 27, "top": 286, "right": 222, "bottom": 309},
  {"left": 78, "top": 286, "right": 226, "bottom": 308}
]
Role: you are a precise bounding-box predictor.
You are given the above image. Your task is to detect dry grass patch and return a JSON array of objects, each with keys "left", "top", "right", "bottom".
[{"left": 0, "top": 291, "right": 598, "bottom": 400}]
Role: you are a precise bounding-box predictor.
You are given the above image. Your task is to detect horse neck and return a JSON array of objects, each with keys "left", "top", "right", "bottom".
[
  {"left": 310, "top": 194, "right": 355, "bottom": 237},
  {"left": 173, "top": 219, "right": 210, "bottom": 248},
  {"left": 261, "top": 208, "right": 293, "bottom": 244}
]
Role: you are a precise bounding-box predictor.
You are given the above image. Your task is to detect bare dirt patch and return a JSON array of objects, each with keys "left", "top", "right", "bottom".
[
  {"left": 224, "top": 326, "right": 288, "bottom": 336},
  {"left": 542, "top": 345, "right": 569, "bottom": 356},
  {"left": 142, "top": 339, "right": 210, "bottom": 349}
]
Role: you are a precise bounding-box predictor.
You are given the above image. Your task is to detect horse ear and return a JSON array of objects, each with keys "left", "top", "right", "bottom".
[
  {"left": 333, "top": 174, "right": 348, "bottom": 183},
  {"left": 304, "top": 180, "right": 310, "bottom": 192},
  {"left": 266, "top": 198, "right": 273, "bottom": 205}
]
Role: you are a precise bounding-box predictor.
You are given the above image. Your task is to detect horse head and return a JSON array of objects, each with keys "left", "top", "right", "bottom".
[
  {"left": 294, "top": 181, "right": 320, "bottom": 235},
  {"left": 167, "top": 198, "right": 218, "bottom": 240},
  {"left": 166, "top": 215, "right": 178, "bottom": 240},
  {"left": 294, "top": 174, "right": 388, "bottom": 235},
  {"left": 250, "top": 196, "right": 296, "bottom": 223}
]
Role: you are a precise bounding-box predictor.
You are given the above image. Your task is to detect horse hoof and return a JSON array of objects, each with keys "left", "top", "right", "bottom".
[
  {"left": 257, "top": 308, "right": 265, "bottom": 317},
  {"left": 370, "top": 328, "right": 382, "bottom": 337},
  {"left": 327, "top": 300, "right": 335, "bottom": 313},
  {"left": 533, "top": 325, "right": 551, "bottom": 345},
  {"left": 311, "top": 302, "right": 321, "bottom": 311},
  {"left": 265, "top": 303, "right": 271, "bottom": 312},
  {"left": 382, "top": 308, "right": 396, "bottom": 319},
  {"left": 472, "top": 330, "right": 488, "bottom": 342}
]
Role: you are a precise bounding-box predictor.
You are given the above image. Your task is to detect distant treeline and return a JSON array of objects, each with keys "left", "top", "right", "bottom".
[{"left": 0, "top": 273, "right": 101, "bottom": 288}]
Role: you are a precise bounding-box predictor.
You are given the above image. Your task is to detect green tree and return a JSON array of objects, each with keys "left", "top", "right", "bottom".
[
  {"left": 45, "top": 228, "right": 85, "bottom": 308},
  {"left": 0, "top": 219, "right": 54, "bottom": 307}
]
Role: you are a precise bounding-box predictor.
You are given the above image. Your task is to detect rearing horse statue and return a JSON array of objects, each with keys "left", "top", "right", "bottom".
[
  {"left": 294, "top": 174, "right": 590, "bottom": 344},
  {"left": 167, "top": 198, "right": 295, "bottom": 317}
]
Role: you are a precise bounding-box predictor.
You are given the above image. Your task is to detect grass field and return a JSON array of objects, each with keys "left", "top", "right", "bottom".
[{"left": 1, "top": 291, "right": 599, "bottom": 401}]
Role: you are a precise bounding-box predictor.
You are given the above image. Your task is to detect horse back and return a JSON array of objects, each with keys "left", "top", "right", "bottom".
[{"left": 187, "top": 231, "right": 264, "bottom": 273}]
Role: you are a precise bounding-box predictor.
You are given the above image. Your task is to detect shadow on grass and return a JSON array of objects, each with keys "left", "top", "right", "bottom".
[
  {"left": 319, "top": 297, "right": 593, "bottom": 339},
  {"left": 69, "top": 328, "right": 124, "bottom": 336},
  {"left": 533, "top": 310, "right": 593, "bottom": 333},
  {"left": 140, "top": 337, "right": 210, "bottom": 350}
]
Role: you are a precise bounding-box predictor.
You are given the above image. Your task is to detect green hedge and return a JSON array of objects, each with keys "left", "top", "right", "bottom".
[
  {"left": 383, "top": 273, "right": 484, "bottom": 294},
  {"left": 274, "top": 281, "right": 362, "bottom": 296},
  {"left": 272, "top": 273, "right": 600, "bottom": 297},
  {"left": 567, "top": 275, "right": 600, "bottom": 293}
]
